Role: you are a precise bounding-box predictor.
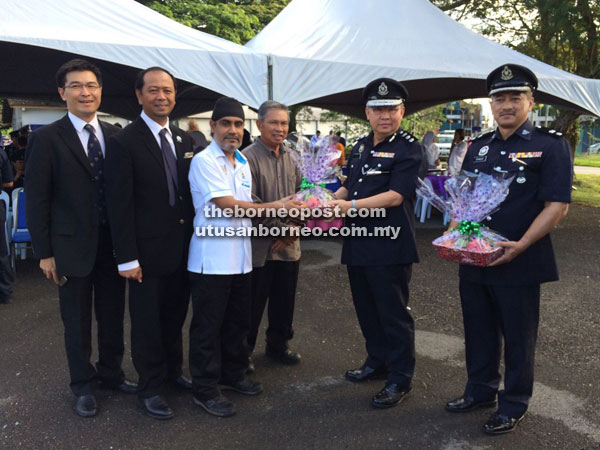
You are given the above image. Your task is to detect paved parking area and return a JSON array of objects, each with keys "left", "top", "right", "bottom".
[{"left": 1, "top": 204, "right": 598, "bottom": 449}]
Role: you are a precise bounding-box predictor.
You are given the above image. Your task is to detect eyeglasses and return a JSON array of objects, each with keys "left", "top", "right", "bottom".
[{"left": 64, "top": 83, "right": 101, "bottom": 93}]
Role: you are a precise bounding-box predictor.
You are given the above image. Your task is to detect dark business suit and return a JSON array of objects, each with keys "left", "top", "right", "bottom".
[
  {"left": 105, "top": 117, "right": 194, "bottom": 399},
  {"left": 25, "top": 115, "right": 126, "bottom": 396}
]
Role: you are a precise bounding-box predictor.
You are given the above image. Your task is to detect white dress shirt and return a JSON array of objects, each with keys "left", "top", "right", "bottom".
[
  {"left": 68, "top": 112, "right": 105, "bottom": 156},
  {"left": 140, "top": 110, "right": 177, "bottom": 159}
]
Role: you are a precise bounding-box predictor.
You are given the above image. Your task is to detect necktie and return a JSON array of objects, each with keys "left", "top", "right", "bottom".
[
  {"left": 84, "top": 124, "right": 107, "bottom": 224},
  {"left": 159, "top": 128, "right": 179, "bottom": 207}
]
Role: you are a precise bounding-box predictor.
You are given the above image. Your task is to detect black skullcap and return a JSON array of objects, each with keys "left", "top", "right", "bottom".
[
  {"left": 211, "top": 97, "right": 245, "bottom": 122},
  {"left": 487, "top": 64, "right": 538, "bottom": 95},
  {"left": 362, "top": 78, "right": 408, "bottom": 107}
]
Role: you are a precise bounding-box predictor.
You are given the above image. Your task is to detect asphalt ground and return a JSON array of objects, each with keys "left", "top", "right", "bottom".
[{"left": 1, "top": 204, "right": 599, "bottom": 450}]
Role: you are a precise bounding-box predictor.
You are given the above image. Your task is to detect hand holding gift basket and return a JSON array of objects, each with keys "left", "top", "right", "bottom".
[
  {"left": 416, "top": 171, "right": 514, "bottom": 266},
  {"left": 286, "top": 133, "right": 343, "bottom": 230}
]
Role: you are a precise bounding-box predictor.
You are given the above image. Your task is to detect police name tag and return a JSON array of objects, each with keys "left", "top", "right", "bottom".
[
  {"left": 372, "top": 152, "right": 395, "bottom": 158},
  {"left": 474, "top": 156, "right": 487, "bottom": 163},
  {"left": 508, "top": 152, "right": 542, "bottom": 159},
  {"left": 184, "top": 152, "right": 194, "bottom": 159}
]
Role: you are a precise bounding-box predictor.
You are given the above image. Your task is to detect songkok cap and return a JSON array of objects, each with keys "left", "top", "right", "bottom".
[
  {"left": 487, "top": 64, "right": 538, "bottom": 95},
  {"left": 362, "top": 78, "right": 408, "bottom": 107},
  {"left": 211, "top": 97, "right": 245, "bottom": 122}
]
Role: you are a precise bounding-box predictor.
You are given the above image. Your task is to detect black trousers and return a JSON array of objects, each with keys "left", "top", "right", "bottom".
[
  {"left": 347, "top": 264, "right": 415, "bottom": 387},
  {"left": 189, "top": 272, "right": 251, "bottom": 400},
  {"left": 0, "top": 201, "right": 14, "bottom": 302},
  {"left": 247, "top": 260, "right": 300, "bottom": 354},
  {"left": 128, "top": 258, "right": 190, "bottom": 399},
  {"left": 58, "top": 225, "right": 125, "bottom": 396},
  {"left": 459, "top": 279, "right": 540, "bottom": 418}
]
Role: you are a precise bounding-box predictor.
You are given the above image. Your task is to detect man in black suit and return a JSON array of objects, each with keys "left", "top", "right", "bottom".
[
  {"left": 104, "top": 67, "right": 195, "bottom": 420},
  {"left": 25, "top": 59, "right": 136, "bottom": 418}
]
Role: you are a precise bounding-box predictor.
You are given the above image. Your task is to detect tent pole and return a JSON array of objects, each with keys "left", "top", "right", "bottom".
[{"left": 267, "top": 55, "right": 274, "bottom": 100}]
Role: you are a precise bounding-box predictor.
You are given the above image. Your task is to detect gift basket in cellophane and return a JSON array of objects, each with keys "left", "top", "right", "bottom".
[
  {"left": 286, "top": 133, "right": 343, "bottom": 231},
  {"left": 416, "top": 171, "right": 514, "bottom": 266}
]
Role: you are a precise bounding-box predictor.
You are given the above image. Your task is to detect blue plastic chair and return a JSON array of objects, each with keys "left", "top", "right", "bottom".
[{"left": 10, "top": 188, "right": 31, "bottom": 269}]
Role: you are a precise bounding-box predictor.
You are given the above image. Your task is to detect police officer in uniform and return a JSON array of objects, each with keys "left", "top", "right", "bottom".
[
  {"left": 330, "top": 78, "right": 422, "bottom": 409},
  {"left": 444, "top": 64, "right": 572, "bottom": 434},
  {"left": 0, "top": 147, "right": 15, "bottom": 304}
]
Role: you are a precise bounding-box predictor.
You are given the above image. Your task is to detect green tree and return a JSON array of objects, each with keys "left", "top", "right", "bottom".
[
  {"left": 401, "top": 105, "right": 448, "bottom": 139},
  {"left": 319, "top": 110, "right": 370, "bottom": 141},
  {"left": 139, "top": 0, "right": 291, "bottom": 44}
]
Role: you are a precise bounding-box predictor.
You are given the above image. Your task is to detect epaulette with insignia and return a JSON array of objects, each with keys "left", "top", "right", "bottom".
[
  {"left": 472, "top": 131, "right": 494, "bottom": 141},
  {"left": 535, "top": 126, "right": 564, "bottom": 137},
  {"left": 395, "top": 128, "right": 418, "bottom": 144}
]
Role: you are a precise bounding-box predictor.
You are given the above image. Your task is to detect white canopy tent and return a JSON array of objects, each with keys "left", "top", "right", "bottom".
[
  {"left": 0, "top": 0, "right": 267, "bottom": 118},
  {"left": 247, "top": 0, "right": 600, "bottom": 118}
]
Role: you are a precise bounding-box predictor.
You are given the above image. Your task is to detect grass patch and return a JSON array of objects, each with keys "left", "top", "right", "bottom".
[
  {"left": 572, "top": 174, "right": 600, "bottom": 207},
  {"left": 574, "top": 153, "right": 600, "bottom": 167}
]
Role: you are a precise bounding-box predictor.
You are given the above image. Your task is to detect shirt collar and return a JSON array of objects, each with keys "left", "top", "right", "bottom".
[
  {"left": 140, "top": 110, "right": 171, "bottom": 137},
  {"left": 256, "top": 136, "right": 287, "bottom": 155},
  {"left": 206, "top": 140, "right": 247, "bottom": 165},
  {"left": 493, "top": 119, "right": 533, "bottom": 142},
  {"left": 68, "top": 111, "right": 99, "bottom": 134}
]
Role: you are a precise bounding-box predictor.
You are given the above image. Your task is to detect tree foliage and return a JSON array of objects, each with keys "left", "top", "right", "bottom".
[
  {"left": 401, "top": 105, "right": 448, "bottom": 139},
  {"left": 138, "top": 0, "right": 291, "bottom": 44}
]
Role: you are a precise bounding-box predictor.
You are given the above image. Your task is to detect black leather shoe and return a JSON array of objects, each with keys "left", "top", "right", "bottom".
[
  {"left": 137, "top": 395, "right": 174, "bottom": 420},
  {"left": 445, "top": 395, "right": 497, "bottom": 413},
  {"left": 246, "top": 357, "right": 255, "bottom": 375},
  {"left": 74, "top": 394, "right": 97, "bottom": 418},
  {"left": 170, "top": 375, "right": 192, "bottom": 390},
  {"left": 371, "top": 383, "right": 411, "bottom": 409},
  {"left": 220, "top": 378, "right": 263, "bottom": 396},
  {"left": 265, "top": 348, "right": 301, "bottom": 365},
  {"left": 483, "top": 411, "right": 525, "bottom": 435},
  {"left": 345, "top": 364, "right": 387, "bottom": 382},
  {"left": 99, "top": 378, "right": 138, "bottom": 394},
  {"left": 193, "top": 395, "right": 235, "bottom": 417}
]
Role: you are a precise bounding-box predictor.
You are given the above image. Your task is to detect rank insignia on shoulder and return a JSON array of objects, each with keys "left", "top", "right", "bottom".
[
  {"left": 537, "top": 127, "right": 564, "bottom": 137},
  {"left": 473, "top": 131, "right": 494, "bottom": 141},
  {"left": 397, "top": 129, "right": 417, "bottom": 143}
]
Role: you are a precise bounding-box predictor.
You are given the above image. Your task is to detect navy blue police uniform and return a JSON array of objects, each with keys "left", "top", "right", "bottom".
[
  {"left": 0, "top": 149, "right": 15, "bottom": 303},
  {"left": 342, "top": 114, "right": 422, "bottom": 389},
  {"left": 455, "top": 65, "right": 573, "bottom": 422}
]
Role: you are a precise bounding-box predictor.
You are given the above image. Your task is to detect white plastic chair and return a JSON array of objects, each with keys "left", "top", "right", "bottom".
[{"left": 418, "top": 178, "right": 433, "bottom": 222}]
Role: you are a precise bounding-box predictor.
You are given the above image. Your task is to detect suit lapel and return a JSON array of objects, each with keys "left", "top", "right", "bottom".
[
  {"left": 135, "top": 117, "right": 165, "bottom": 169},
  {"left": 57, "top": 115, "right": 92, "bottom": 176},
  {"left": 99, "top": 120, "right": 116, "bottom": 139},
  {"left": 170, "top": 126, "right": 189, "bottom": 187}
]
